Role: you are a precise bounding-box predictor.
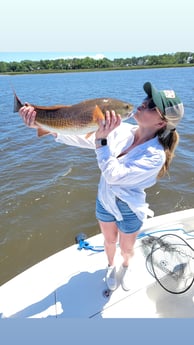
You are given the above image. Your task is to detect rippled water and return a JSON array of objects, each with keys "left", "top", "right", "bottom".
[{"left": 0, "top": 67, "right": 194, "bottom": 285}]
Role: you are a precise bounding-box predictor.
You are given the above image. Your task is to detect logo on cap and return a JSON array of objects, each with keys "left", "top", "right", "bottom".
[{"left": 163, "top": 90, "right": 176, "bottom": 98}]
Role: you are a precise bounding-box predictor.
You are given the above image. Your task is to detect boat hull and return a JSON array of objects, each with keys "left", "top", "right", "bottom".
[{"left": 0, "top": 208, "right": 194, "bottom": 318}]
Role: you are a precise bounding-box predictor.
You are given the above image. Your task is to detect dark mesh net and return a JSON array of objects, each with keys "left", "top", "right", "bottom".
[{"left": 141, "top": 234, "right": 194, "bottom": 294}]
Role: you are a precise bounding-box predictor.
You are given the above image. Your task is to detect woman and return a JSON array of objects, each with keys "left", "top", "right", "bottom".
[{"left": 19, "top": 81, "right": 184, "bottom": 291}]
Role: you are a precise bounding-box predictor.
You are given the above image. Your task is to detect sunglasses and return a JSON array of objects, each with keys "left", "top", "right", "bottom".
[
  {"left": 147, "top": 99, "right": 156, "bottom": 109},
  {"left": 144, "top": 98, "right": 166, "bottom": 120}
]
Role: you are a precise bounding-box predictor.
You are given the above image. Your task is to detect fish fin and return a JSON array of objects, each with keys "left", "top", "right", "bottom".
[
  {"left": 34, "top": 104, "right": 70, "bottom": 110},
  {"left": 37, "top": 128, "right": 52, "bottom": 137},
  {"left": 84, "top": 106, "right": 104, "bottom": 139},
  {"left": 85, "top": 131, "right": 95, "bottom": 139},
  {"left": 13, "top": 92, "right": 23, "bottom": 112},
  {"left": 92, "top": 105, "right": 105, "bottom": 122}
]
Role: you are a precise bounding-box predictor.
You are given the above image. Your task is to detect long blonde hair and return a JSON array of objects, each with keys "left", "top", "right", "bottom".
[{"left": 157, "top": 128, "right": 179, "bottom": 178}]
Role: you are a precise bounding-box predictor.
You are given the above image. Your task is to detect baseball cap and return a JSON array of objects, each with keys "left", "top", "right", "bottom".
[{"left": 143, "top": 82, "right": 184, "bottom": 131}]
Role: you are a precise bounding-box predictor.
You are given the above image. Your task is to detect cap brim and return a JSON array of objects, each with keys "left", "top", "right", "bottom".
[{"left": 143, "top": 82, "right": 164, "bottom": 113}]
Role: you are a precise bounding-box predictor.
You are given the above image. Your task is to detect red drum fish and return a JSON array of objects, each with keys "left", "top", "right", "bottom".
[{"left": 14, "top": 93, "right": 133, "bottom": 137}]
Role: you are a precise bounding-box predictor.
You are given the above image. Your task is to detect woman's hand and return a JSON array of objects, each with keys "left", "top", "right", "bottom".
[
  {"left": 95, "top": 110, "right": 121, "bottom": 140},
  {"left": 19, "top": 105, "right": 39, "bottom": 129},
  {"left": 19, "top": 105, "right": 57, "bottom": 137}
]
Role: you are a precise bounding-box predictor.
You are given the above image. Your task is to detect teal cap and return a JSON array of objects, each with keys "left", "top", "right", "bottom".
[{"left": 143, "top": 82, "right": 184, "bottom": 130}]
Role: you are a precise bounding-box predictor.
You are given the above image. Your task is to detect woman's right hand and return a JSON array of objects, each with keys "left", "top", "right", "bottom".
[
  {"left": 95, "top": 110, "right": 121, "bottom": 140},
  {"left": 19, "top": 105, "right": 57, "bottom": 137},
  {"left": 19, "top": 105, "right": 39, "bottom": 129}
]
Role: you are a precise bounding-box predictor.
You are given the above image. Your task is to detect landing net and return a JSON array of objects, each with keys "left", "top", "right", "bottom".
[{"left": 141, "top": 234, "right": 194, "bottom": 294}]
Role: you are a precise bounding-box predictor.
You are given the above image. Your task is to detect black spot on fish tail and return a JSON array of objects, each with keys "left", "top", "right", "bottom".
[{"left": 13, "top": 92, "right": 23, "bottom": 113}]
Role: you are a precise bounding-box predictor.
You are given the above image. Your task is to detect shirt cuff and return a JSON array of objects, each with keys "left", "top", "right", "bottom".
[{"left": 95, "top": 145, "right": 111, "bottom": 162}]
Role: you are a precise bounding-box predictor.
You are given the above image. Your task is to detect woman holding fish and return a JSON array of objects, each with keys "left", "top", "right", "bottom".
[{"left": 19, "top": 82, "right": 184, "bottom": 292}]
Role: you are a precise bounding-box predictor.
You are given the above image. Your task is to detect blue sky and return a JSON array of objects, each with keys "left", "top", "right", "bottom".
[{"left": 0, "top": 0, "right": 194, "bottom": 62}]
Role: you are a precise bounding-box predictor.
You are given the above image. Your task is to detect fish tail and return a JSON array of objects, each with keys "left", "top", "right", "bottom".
[{"left": 13, "top": 92, "right": 23, "bottom": 113}]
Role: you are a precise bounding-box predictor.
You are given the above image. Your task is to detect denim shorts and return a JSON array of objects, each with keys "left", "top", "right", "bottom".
[{"left": 95, "top": 197, "right": 143, "bottom": 234}]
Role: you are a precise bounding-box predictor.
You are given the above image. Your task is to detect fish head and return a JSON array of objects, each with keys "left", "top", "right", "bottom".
[
  {"left": 95, "top": 98, "right": 134, "bottom": 120},
  {"left": 113, "top": 100, "right": 134, "bottom": 119}
]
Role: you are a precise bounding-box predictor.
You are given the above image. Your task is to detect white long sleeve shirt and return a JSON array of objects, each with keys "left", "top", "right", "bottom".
[{"left": 55, "top": 122, "right": 166, "bottom": 222}]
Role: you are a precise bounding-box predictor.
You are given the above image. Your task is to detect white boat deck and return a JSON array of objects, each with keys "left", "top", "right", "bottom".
[{"left": 0, "top": 208, "right": 194, "bottom": 318}]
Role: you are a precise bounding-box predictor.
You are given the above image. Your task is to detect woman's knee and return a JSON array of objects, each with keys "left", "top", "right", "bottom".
[
  {"left": 120, "top": 246, "right": 134, "bottom": 256},
  {"left": 119, "top": 232, "right": 137, "bottom": 254}
]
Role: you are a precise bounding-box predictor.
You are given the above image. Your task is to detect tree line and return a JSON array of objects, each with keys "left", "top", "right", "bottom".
[{"left": 0, "top": 52, "right": 194, "bottom": 74}]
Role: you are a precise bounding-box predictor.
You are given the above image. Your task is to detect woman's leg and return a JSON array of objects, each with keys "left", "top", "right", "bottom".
[
  {"left": 118, "top": 230, "right": 139, "bottom": 290},
  {"left": 98, "top": 220, "right": 118, "bottom": 266},
  {"left": 98, "top": 220, "right": 119, "bottom": 290},
  {"left": 119, "top": 230, "right": 139, "bottom": 267}
]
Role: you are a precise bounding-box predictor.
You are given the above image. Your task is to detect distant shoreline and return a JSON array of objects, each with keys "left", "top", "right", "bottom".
[{"left": 1, "top": 63, "right": 194, "bottom": 76}]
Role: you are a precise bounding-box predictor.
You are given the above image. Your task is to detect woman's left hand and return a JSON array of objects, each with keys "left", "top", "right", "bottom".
[{"left": 95, "top": 110, "right": 121, "bottom": 140}]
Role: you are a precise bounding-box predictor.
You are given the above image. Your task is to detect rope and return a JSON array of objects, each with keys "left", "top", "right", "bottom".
[{"left": 77, "top": 239, "right": 104, "bottom": 252}]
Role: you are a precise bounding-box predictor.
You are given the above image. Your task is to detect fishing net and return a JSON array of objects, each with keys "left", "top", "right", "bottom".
[{"left": 141, "top": 234, "right": 194, "bottom": 294}]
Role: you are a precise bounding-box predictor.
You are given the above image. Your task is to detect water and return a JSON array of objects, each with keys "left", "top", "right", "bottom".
[{"left": 0, "top": 68, "right": 194, "bottom": 285}]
